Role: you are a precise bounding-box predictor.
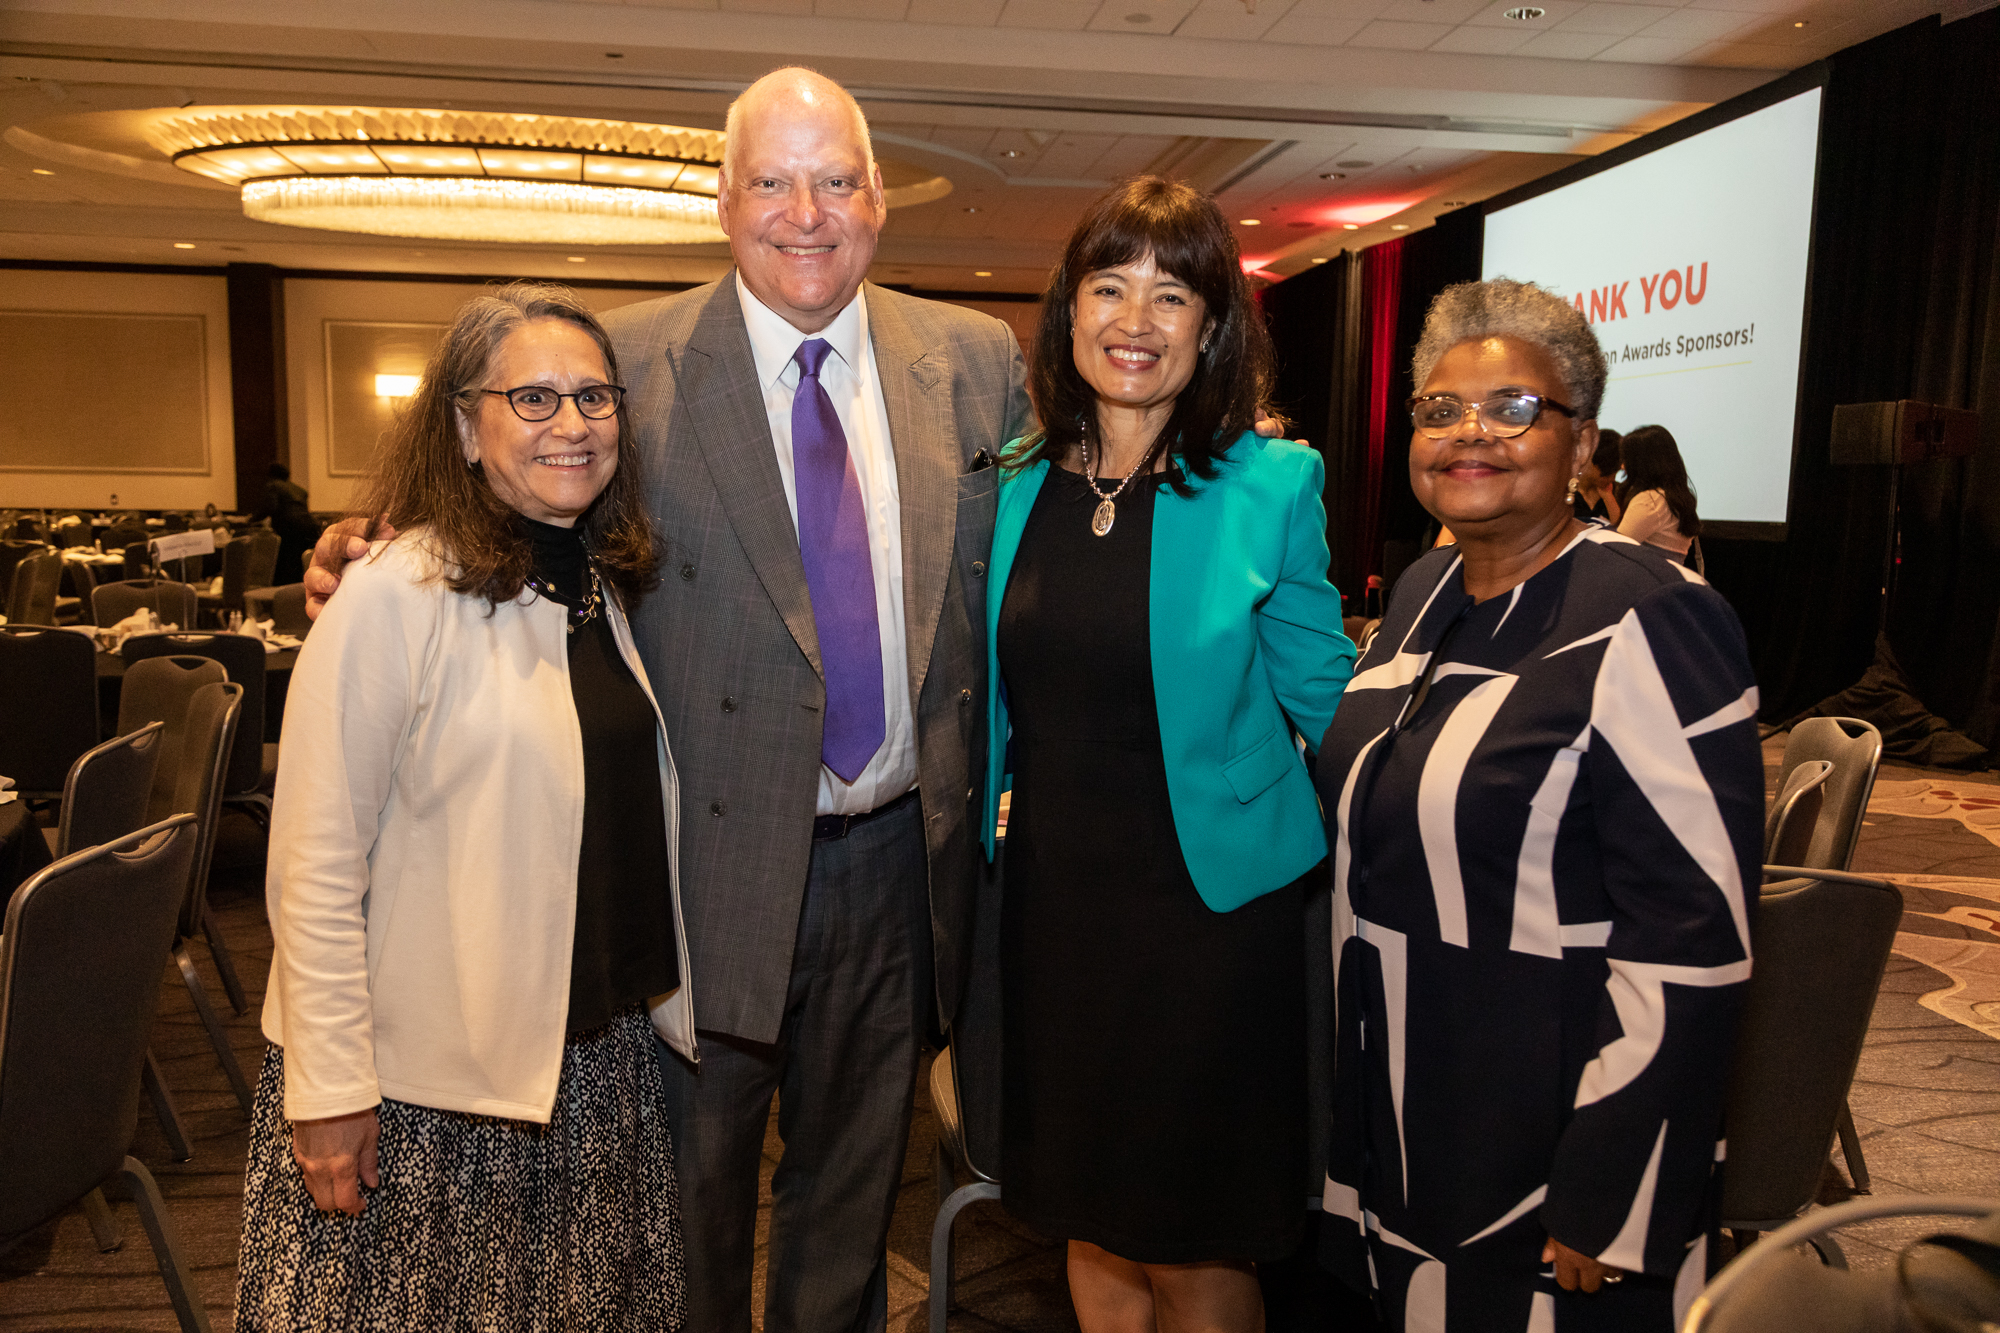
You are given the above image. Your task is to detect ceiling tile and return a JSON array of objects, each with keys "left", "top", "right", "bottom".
[
  {"left": 1173, "top": 0, "right": 1299, "bottom": 40},
  {"left": 1348, "top": 19, "right": 1454, "bottom": 47},
  {"left": 997, "top": 0, "right": 1098, "bottom": 28},
  {"left": 906, "top": 0, "right": 1006, "bottom": 18},
  {"left": 717, "top": 0, "right": 809, "bottom": 10},
  {"left": 1512, "top": 27, "right": 1621, "bottom": 55},
  {"left": 1431, "top": 23, "right": 1537, "bottom": 51},
  {"left": 1554, "top": 3, "right": 1676, "bottom": 35},
  {"left": 1681, "top": 0, "right": 1824, "bottom": 12},
  {"left": 1375, "top": 0, "right": 1488, "bottom": 21},
  {"left": 1087, "top": 1, "right": 1198, "bottom": 33},
  {"left": 1592, "top": 32, "right": 1706, "bottom": 60},
  {"left": 1462, "top": 0, "right": 1587, "bottom": 28},
  {"left": 927, "top": 126, "right": 1000, "bottom": 155},
  {"left": 1696, "top": 40, "right": 1807, "bottom": 65},
  {"left": 814, "top": 0, "right": 910, "bottom": 16},
  {"left": 1635, "top": 7, "right": 1757, "bottom": 38},
  {"left": 1260, "top": 0, "right": 1386, "bottom": 44}
]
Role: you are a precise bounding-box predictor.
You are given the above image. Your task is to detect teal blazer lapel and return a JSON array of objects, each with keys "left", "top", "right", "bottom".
[{"left": 982, "top": 458, "right": 1047, "bottom": 859}]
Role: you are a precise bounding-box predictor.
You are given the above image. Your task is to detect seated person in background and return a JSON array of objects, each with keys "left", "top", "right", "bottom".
[
  {"left": 1615, "top": 423, "right": 1702, "bottom": 567},
  {"left": 1573, "top": 426, "right": 1622, "bottom": 524},
  {"left": 235, "top": 281, "right": 694, "bottom": 1331},
  {"left": 250, "top": 463, "right": 323, "bottom": 581}
]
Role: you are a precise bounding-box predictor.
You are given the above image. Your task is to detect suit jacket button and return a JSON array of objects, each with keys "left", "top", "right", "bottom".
[
  {"left": 710, "top": 801, "right": 725, "bottom": 817},
  {"left": 722, "top": 696, "right": 737, "bottom": 713},
  {"left": 971, "top": 561, "right": 986, "bottom": 576},
  {"left": 680, "top": 563, "right": 696, "bottom": 581},
  {"left": 959, "top": 689, "right": 972, "bottom": 705}
]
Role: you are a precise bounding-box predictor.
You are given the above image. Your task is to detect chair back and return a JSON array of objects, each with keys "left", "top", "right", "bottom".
[
  {"left": 121, "top": 633, "right": 265, "bottom": 796},
  {"left": 54, "top": 722, "right": 166, "bottom": 859},
  {"left": 54, "top": 524, "right": 94, "bottom": 550},
  {"left": 1720, "top": 870, "right": 1904, "bottom": 1229},
  {"left": 102, "top": 524, "right": 147, "bottom": 553},
  {"left": 160, "top": 513, "right": 188, "bottom": 533},
  {"left": 7, "top": 550, "right": 63, "bottom": 625},
  {"left": 93, "top": 579, "right": 198, "bottom": 631},
  {"left": 269, "top": 583, "right": 311, "bottom": 638},
  {"left": 168, "top": 682, "right": 241, "bottom": 938},
  {"left": 0, "top": 625, "right": 100, "bottom": 794},
  {"left": 1779, "top": 719, "right": 1884, "bottom": 872},
  {"left": 214, "top": 531, "right": 281, "bottom": 615},
  {"left": 0, "top": 540, "right": 41, "bottom": 605},
  {"left": 116, "top": 655, "right": 228, "bottom": 821},
  {"left": 0, "top": 816, "right": 198, "bottom": 1240},
  {"left": 1764, "top": 759, "right": 1833, "bottom": 865}
]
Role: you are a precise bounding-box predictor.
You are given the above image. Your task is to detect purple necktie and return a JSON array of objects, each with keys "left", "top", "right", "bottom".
[{"left": 791, "top": 338, "right": 885, "bottom": 782}]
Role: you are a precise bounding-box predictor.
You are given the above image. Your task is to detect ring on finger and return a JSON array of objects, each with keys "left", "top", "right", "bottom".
[{"left": 1602, "top": 1273, "right": 1624, "bottom": 1285}]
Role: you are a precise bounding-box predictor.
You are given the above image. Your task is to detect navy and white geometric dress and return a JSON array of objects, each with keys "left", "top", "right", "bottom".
[{"left": 1314, "top": 528, "right": 1764, "bottom": 1332}]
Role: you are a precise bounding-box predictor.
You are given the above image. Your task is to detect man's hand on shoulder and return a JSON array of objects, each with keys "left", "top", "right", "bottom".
[
  {"left": 1253, "top": 414, "right": 1301, "bottom": 446},
  {"left": 303, "top": 517, "right": 397, "bottom": 621}
]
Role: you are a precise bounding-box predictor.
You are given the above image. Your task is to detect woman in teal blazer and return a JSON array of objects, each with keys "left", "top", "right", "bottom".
[{"left": 982, "top": 176, "right": 1354, "bottom": 1332}]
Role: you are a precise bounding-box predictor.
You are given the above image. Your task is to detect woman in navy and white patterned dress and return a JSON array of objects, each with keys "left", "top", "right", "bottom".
[{"left": 1314, "top": 279, "right": 1763, "bottom": 1332}]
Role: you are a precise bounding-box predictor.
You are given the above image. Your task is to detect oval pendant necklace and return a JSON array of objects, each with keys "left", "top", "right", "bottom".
[{"left": 1082, "top": 437, "right": 1160, "bottom": 537}]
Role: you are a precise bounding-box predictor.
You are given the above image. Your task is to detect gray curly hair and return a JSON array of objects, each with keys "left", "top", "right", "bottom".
[{"left": 1411, "top": 277, "right": 1607, "bottom": 420}]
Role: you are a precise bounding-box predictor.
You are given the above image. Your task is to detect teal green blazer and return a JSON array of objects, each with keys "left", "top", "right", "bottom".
[{"left": 981, "top": 432, "right": 1356, "bottom": 913}]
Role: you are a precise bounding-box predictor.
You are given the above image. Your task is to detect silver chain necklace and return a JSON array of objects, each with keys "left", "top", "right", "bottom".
[
  {"left": 1082, "top": 438, "right": 1161, "bottom": 537},
  {"left": 524, "top": 560, "right": 604, "bottom": 634}
]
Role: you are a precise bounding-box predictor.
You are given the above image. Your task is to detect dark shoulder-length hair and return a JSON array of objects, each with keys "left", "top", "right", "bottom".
[
  {"left": 352, "top": 281, "right": 656, "bottom": 609},
  {"left": 1006, "top": 175, "right": 1277, "bottom": 491},
  {"left": 1615, "top": 423, "right": 1701, "bottom": 538}
]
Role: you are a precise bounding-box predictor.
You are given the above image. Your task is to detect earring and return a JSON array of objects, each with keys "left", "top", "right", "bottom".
[
  {"left": 1565, "top": 475, "right": 1580, "bottom": 502},
  {"left": 1200, "top": 336, "right": 1212, "bottom": 353}
]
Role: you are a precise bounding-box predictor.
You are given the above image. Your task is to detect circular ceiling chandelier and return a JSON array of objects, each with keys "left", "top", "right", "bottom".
[{"left": 145, "top": 106, "right": 729, "bottom": 245}]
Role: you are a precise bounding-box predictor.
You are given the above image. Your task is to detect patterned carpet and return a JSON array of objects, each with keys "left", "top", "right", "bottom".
[{"left": 4, "top": 737, "right": 1999, "bottom": 1330}]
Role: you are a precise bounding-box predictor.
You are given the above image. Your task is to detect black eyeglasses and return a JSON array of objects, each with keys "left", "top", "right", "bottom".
[
  {"left": 481, "top": 384, "right": 626, "bottom": 422},
  {"left": 1407, "top": 391, "right": 1576, "bottom": 439}
]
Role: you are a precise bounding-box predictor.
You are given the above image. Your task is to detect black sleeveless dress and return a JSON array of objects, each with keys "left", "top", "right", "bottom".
[{"left": 996, "top": 464, "right": 1307, "bottom": 1264}]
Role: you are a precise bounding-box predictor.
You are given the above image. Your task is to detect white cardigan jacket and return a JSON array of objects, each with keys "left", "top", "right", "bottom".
[{"left": 261, "top": 534, "right": 696, "bottom": 1123}]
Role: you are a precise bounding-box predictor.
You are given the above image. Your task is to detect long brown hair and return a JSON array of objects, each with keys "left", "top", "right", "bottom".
[
  {"left": 353, "top": 281, "right": 656, "bottom": 608},
  {"left": 1007, "top": 175, "right": 1277, "bottom": 491},
  {"left": 1615, "top": 424, "right": 1702, "bottom": 538}
]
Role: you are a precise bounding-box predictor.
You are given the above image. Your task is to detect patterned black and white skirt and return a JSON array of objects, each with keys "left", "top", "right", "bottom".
[{"left": 234, "top": 1005, "right": 684, "bottom": 1332}]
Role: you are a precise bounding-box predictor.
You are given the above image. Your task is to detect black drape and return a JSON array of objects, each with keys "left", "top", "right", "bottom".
[
  {"left": 1261, "top": 254, "right": 1367, "bottom": 594},
  {"left": 1705, "top": 12, "right": 2000, "bottom": 749}
]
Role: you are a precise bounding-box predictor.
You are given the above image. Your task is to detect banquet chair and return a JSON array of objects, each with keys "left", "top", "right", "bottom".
[
  {"left": 159, "top": 682, "right": 253, "bottom": 1114},
  {"left": 56, "top": 558, "right": 96, "bottom": 625},
  {"left": 116, "top": 656, "right": 227, "bottom": 822},
  {"left": 270, "top": 583, "right": 311, "bottom": 638},
  {"left": 1719, "top": 865, "right": 1903, "bottom": 1246},
  {"left": 102, "top": 522, "right": 149, "bottom": 554},
  {"left": 160, "top": 513, "right": 188, "bottom": 533},
  {"left": 927, "top": 1043, "right": 1002, "bottom": 1333},
  {"left": 0, "top": 624, "right": 100, "bottom": 799},
  {"left": 94, "top": 579, "right": 199, "bottom": 631},
  {"left": 1764, "top": 759, "right": 1833, "bottom": 866},
  {"left": 1686, "top": 1195, "right": 2000, "bottom": 1333},
  {"left": 1770, "top": 718, "right": 1887, "bottom": 1191},
  {"left": 54, "top": 523, "right": 95, "bottom": 549},
  {"left": 122, "top": 632, "right": 274, "bottom": 831},
  {"left": 0, "top": 815, "right": 213, "bottom": 1333},
  {"left": 0, "top": 540, "right": 43, "bottom": 608},
  {"left": 44, "top": 722, "right": 192, "bottom": 1161},
  {"left": 196, "top": 531, "right": 280, "bottom": 627},
  {"left": 7, "top": 550, "right": 63, "bottom": 626}
]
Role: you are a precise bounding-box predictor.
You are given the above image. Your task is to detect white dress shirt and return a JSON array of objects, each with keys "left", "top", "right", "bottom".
[{"left": 737, "top": 274, "right": 916, "bottom": 817}]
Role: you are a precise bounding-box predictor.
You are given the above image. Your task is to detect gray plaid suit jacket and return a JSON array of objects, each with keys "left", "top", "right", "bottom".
[{"left": 600, "top": 277, "right": 1032, "bottom": 1045}]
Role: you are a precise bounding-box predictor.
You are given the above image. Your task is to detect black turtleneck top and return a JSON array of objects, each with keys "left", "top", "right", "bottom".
[{"left": 520, "top": 516, "right": 679, "bottom": 1033}]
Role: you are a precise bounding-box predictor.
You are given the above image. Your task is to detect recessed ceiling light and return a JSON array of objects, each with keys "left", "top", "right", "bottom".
[
  {"left": 975, "top": 270, "right": 992, "bottom": 277},
  {"left": 1443, "top": 200, "right": 1469, "bottom": 207},
  {"left": 999, "top": 149, "right": 1021, "bottom": 158},
  {"left": 173, "top": 242, "right": 196, "bottom": 249},
  {"left": 1391, "top": 224, "right": 1408, "bottom": 231},
  {"left": 1239, "top": 218, "right": 1261, "bottom": 225},
  {"left": 1319, "top": 172, "right": 1347, "bottom": 181},
  {"left": 1312, "top": 257, "right": 1329, "bottom": 264},
  {"left": 1337, "top": 160, "right": 1372, "bottom": 169},
  {"left": 1502, "top": 6, "right": 1546, "bottom": 19},
  {"left": 963, "top": 206, "right": 981, "bottom": 213},
  {"left": 566, "top": 255, "right": 586, "bottom": 262},
  {"left": 31, "top": 168, "right": 54, "bottom": 175},
  {"left": 1343, "top": 223, "right": 1360, "bottom": 230},
  {"left": 1794, "top": 19, "right": 1808, "bottom": 27}
]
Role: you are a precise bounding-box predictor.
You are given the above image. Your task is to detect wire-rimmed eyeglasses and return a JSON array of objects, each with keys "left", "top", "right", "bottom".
[
  {"left": 481, "top": 384, "right": 626, "bottom": 422},
  {"left": 1407, "top": 391, "right": 1576, "bottom": 440}
]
